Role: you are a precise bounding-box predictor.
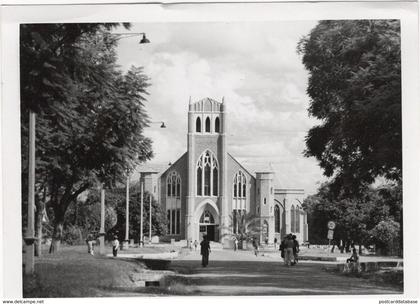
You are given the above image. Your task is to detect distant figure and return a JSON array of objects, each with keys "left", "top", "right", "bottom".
[
  {"left": 279, "top": 237, "right": 286, "bottom": 260},
  {"left": 85, "top": 233, "right": 95, "bottom": 255},
  {"left": 346, "top": 248, "right": 359, "bottom": 263},
  {"left": 274, "top": 237, "right": 278, "bottom": 250},
  {"left": 194, "top": 240, "right": 198, "bottom": 251},
  {"left": 112, "top": 235, "right": 119, "bottom": 257},
  {"left": 234, "top": 238, "right": 239, "bottom": 251},
  {"left": 284, "top": 234, "right": 294, "bottom": 266},
  {"left": 292, "top": 235, "right": 299, "bottom": 265},
  {"left": 265, "top": 238, "right": 268, "bottom": 245},
  {"left": 200, "top": 235, "right": 211, "bottom": 267},
  {"left": 252, "top": 238, "right": 259, "bottom": 256}
]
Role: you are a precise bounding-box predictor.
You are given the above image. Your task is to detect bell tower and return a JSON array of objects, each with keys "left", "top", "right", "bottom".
[{"left": 186, "top": 97, "right": 228, "bottom": 243}]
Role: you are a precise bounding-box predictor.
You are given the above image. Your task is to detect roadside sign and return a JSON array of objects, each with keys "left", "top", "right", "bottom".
[
  {"left": 327, "top": 221, "right": 336, "bottom": 230},
  {"left": 327, "top": 229, "right": 334, "bottom": 240}
]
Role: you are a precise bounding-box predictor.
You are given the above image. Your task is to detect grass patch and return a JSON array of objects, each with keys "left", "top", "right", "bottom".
[
  {"left": 23, "top": 245, "right": 147, "bottom": 297},
  {"left": 323, "top": 265, "right": 403, "bottom": 291}
]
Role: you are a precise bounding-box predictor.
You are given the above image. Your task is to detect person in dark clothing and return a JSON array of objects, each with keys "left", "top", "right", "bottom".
[
  {"left": 252, "top": 238, "right": 259, "bottom": 256},
  {"left": 292, "top": 234, "right": 299, "bottom": 265},
  {"left": 346, "top": 248, "right": 359, "bottom": 263},
  {"left": 200, "top": 235, "right": 211, "bottom": 267}
]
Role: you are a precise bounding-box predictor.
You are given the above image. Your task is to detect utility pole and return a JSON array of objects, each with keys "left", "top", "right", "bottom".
[
  {"left": 140, "top": 174, "right": 144, "bottom": 247},
  {"left": 24, "top": 111, "right": 36, "bottom": 274},
  {"left": 124, "top": 174, "right": 130, "bottom": 249},
  {"left": 99, "top": 186, "right": 105, "bottom": 254},
  {"left": 149, "top": 193, "right": 152, "bottom": 244}
]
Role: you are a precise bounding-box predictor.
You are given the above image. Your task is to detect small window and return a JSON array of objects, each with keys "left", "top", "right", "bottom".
[
  {"left": 215, "top": 117, "right": 220, "bottom": 133},
  {"left": 176, "top": 210, "right": 181, "bottom": 234},
  {"left": 196, "top": 117, "right": 201, "bottom": 132},
  {"left": 205, "top": 117, "right": 211, "bottom": 132}
]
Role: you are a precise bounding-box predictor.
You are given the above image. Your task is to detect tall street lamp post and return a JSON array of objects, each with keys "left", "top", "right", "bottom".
[
  {"left": 123, "top": 174, "right": 130, "bottom": 249},
  {"left": 149, "top": 193, "right": 152, "bottom": 244},
  {"left": 140, "top": 174, "right": 144, "bottom": 247},
  {"left": 138, "top": 121, "right": 166, "bottom": 247},
  {"left": 99, "top": 185, "right": 106, "bottom": 255}
]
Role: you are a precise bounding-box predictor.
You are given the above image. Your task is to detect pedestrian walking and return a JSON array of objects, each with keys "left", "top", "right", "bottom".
[
  {"left": 234, "top": 238, "right": 239, "bottom": 251},
  {"left": 274, "top": 237, "right": 278, "bottom": 250},
  {"left": 112, "top": 235, "right": 119, "bottom": 257},
  {"left": 252, "top": 238, "right": 259, "bottom": 256},
  {"left": 292, "top": 234, "right": 299, "bottom": 265},
  {"left": 279, "top": 237, "right": 285, "bottom": 260},
  {"left": 200, "top": 235, "right": 211, "bottom": 267},
  {"left": 346, "top": 248, "right": 359, "bottom": 263},
  {"left": 194, "top": 239, "right": 198, "bottom": 251},
  {"left": 85, "top": 233, "right": 95, "bottom": 255},
  {"left": 284, "top": 234, "right": 294, "bottom": 266}
]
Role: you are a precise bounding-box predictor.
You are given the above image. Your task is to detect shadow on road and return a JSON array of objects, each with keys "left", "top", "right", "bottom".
[{"left": 168, "top": 260, "right": 403, "bottom": 296}]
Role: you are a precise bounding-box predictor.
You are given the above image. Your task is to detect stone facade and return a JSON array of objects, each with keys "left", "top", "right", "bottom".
[{"left": 140, "top": 97, "right": 308, "bottom": 247}]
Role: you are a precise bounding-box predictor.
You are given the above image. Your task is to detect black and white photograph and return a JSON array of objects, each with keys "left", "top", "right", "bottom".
[{"left": 1, "top": 1, "right": 419, "bottom": 302}]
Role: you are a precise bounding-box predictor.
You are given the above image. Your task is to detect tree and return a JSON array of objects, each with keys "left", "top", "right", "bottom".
[
  {"left": 20, "top": 23, "right": 153, "bottom": 253},
  {"left": 64, "top": 187, "right": 167, "bottom": 244},
  {"left": 222, "top": 212, "right": 262, "bottom": 249},
  {"left": 303, "top": 181, "right": 401, "bottom": 253},
  {"left": 297, "top": 20, "right": 401, "bottom": 193}
]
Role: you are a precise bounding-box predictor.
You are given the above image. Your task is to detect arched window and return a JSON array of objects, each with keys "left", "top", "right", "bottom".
[
  {"left": 196, "top": 117, "right": 201, "bottom": 132},
  {"left": 295, "top": 206, "right": 300, "bottom": 233},
  {"left": 233, "top": 171, "right": 246, "bottom": 198},
  {"left": 196, "top": 150, "right": 218, "bottom": 196},
  {"left": 167, "top": 172, "right": 181, "bottom": 198},
  {"left": 176, "top": 178, "right": 181, "bottom": 198},
  {"left": 291, "top": 205, "right": 295, "bottom": 233},
  {"left": 200, "top": 210, "right": 214, "bottom": 224},
  {"left": 275, "top": 205, "right": 280, "bottom": 233},
  {"left": 166, "top": 172, "right": 181, "bottom": 235},
  {"left": 213, "top": 166, "right": 218, "bottom": 196},
  {"left": 215, "top": 117, "right": 220, "bottom": 133},
  {"left": 205, "top": 117, "right": 211, "bottom": 132}
]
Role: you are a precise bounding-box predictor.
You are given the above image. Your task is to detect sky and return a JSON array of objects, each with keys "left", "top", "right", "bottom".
[{"left": 115, "top": 21, "right": 326, "bottom": 195}]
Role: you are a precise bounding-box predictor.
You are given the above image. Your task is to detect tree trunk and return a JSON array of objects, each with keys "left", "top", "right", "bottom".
[
  {"left": 49, "top": 221, "right": 63, "bottom": 253},
  {"left": 49, "top": 205, "right": 65, "bottom": 254},
  {"left": 34, "top": 206, "right": 43, "bottom": 256},
  {"left": 358, "top": 244, "right": 362, "bottom": 255},
  {"left": 34, "top": 188, "right": 46, "bottom": 257}
]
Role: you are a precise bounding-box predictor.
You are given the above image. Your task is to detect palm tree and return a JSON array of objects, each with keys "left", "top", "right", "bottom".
[{"left": 222, "top": 211, "right": 262, "bottom": 249}]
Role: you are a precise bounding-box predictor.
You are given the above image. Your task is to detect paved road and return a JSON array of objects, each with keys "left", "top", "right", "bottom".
[{"left": 168, "top": 249, "right": 402, "bottom": 296}]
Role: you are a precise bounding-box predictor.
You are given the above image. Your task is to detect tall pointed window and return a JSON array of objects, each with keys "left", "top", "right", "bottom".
[
  {"left": 166, "top": 171, "right": 181, "bottom": 235},
  {"left": 275, "top": 205, "right": 280, "bottom": 233},
  {"left": 233, "top": 171, "right": 246, "bottom": 198},
  {"left": 205, "top": 117, "right": 211, "bottom": 132},
  {"left": 215, "top": 117, "right": 220, "bottom": 133},
  {"left": 196, "top": 117, "right": 201, "bottom": 132},
  {"left": 196, "top": 150, "right": 218, "bottom": 196},
  {"left": 295, "top": 206, "right": 300, "bottom": 233}
]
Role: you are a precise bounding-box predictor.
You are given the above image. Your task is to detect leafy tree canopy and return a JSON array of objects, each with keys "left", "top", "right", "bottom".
[
  {"left": 298, "top": 20, "right": 401, "bottom": 193},
  {"left": 20, "top": 23, "right": 153, "bottom": 252},
  {"left": 302, "top": 181, "right": 401, "bottom": 247}
]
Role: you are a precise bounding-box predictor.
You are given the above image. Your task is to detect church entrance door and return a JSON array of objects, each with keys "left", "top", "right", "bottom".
[
  {"left": 199, "top": 224, "right": 219, "bottom": 242},
  {"left": 199, "top": 210, "right": 219, "bottom": 242}
]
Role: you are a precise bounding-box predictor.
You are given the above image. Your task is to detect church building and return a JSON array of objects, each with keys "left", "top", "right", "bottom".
[{"left": 139, "top": 97, "right": 308, "bottom": 247}]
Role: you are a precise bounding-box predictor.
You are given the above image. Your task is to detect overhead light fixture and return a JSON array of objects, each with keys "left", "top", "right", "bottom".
[{"left": 139, "top": 33, "right": 150, "bottom": 44}]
